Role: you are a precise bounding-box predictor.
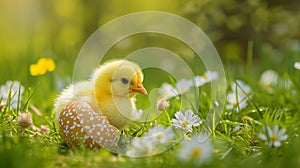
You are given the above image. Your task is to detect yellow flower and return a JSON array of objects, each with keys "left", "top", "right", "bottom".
[
  {"left": 38, "top": 58, "right": 55, "bottom": 72},
  {"left": 30, "top": 64, "right": 47, "bottom": 76},
  {"left": 30, "top": 58, "right": 55, "bottom": 76}
]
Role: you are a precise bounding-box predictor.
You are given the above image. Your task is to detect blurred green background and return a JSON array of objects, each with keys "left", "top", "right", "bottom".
[{"left": 1, "top": 0, "right": 299, "bottom": 71}]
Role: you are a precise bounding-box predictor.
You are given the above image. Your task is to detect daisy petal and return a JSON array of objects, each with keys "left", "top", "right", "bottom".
[
  {"left": 273, "top": 125, "right": 279, "bottom": 134},
  {"left": 185, "top": 110, "right": 193, "bottom": 120},
  {"left": 258, "top": 134, "right": 267, "bottom": 140},
  {"left": 273, "top": 141, "right": 281, "bottom": 147}
]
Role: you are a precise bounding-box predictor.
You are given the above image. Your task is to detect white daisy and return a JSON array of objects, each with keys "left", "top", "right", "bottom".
[
  {"left": 0, "top": 80, "right": 24, "bottom": 109},
  {"left": 159, "top": 83, "right": 178, "bottom": 100},
  {"left": 226, "top": 92, "right": 248, "bottom": 111},
  {"left": 171, "top": 110, "right": 202, "bottom": 133},
  {"left": 159, "top": 71, "right": 217, "bottom": 99},
  {"left": 231, "top": 80, "right": 251, "bottom": 95},
  {"left": 175, "top": 79, "right": 193, "bottom": 94},
  {"left": 194, "top": 76, "right": 206, "bottom": 87},
  {"left": 126, "top": 136, "right": 155, "bottom": 157},
  {"left": 259, "top": 70, "right": 278, "bottom": 86},
  {"left": 294, "top": 61, "right": 300, "bottom": 70},
  {"left": 178, "top": 134, "right": 213, "bottom": 165},
  {"left": 159, "top": 79, "right": 193, "bottom": 100},
  {"left": 195, "top": 71, "right": 218, "bottom": 87},
  {"left": 227, "top": 80, "right": 251, "bottom": 111},
  {"left": 258, "top": 125, "right": 288, "bottom": 148},
  {"left": 146, "top": 126, "right": 174, "bottom": 143}
]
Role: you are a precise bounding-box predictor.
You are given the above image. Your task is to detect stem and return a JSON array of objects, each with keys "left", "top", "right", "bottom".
[{"left": 246, "top": 41, "right": 253, "bottom": 79}]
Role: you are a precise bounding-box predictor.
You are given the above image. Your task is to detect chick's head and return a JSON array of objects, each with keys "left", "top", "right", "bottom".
[{"left": 93, "top": 60, "right": 147, "bottom": 100}]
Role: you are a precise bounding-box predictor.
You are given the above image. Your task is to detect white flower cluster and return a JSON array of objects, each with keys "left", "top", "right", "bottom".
[
  {"left": 159, "top": 71, "right": 218, "bottom": 100},
  {"left": 126, "top": 125, "right": 174, "bottom": 156},
  {"left": 126, "top": 109, "right": 204, "bottom": 158},
  {"left": 259, "top": 69, "right": 293, "bottom": 92},
  {"left": 126, "top": 127, "right": 214, "bottom": 166},
  {"left": 126, "top": 71, "right": 216, "bottom": 159}
]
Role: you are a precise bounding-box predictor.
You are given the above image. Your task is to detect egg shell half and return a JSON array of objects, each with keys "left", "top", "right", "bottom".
[{"left": 59, "top": 101, "right": 119, "bottom": 150}]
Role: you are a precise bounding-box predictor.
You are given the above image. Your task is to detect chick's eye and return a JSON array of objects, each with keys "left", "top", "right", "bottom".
[{"left": 121, "top": 78, "right": 129, "bottom": 85}]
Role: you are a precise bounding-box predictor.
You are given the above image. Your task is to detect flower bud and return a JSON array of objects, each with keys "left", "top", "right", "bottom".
[
  {"left": 17, "top": 112, "right": 33, "bottom": 128},
  {"left": 40, "top": 125, "right": 50, "bottom": 134},
  {"left": 157, "top": 99, "right": 169, "bottom": 111}
]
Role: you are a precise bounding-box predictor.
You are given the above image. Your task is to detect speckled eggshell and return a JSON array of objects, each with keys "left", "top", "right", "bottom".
[{"left": 59, "top": 101, "right": 119, "bottom": 150}]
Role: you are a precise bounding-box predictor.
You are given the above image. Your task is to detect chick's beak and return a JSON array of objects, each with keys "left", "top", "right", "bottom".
[{"left": 131, "top": 83, "right": 147, "bottom": 95}]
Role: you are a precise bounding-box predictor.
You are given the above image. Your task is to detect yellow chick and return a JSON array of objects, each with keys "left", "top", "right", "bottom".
[{"left": 54, "top": 60, "right": 147, "bottom": 129}]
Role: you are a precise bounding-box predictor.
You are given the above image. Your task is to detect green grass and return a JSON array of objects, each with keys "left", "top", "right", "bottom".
[{"left": 1, "top": 43, "right": 300, "bottom": 168}]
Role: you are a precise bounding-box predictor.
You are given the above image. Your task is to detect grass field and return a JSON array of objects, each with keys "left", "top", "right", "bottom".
[{"left": 1, "top": 42, "right": 300, "bottom": 168}]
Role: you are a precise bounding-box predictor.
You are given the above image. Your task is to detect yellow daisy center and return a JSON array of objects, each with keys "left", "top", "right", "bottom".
[
  {"left": 156, "top": 133, "right": 164, "bottom": 140},
  {"left": 181, "top": 120, "right": 190, "bottom": 127},
  {"left": 161, "top": 92, "right": 168, "bottom": 98},
  {"left": 140, "top": 147, "right": 150, "bottom": 155},
  {"left": 190, "top": 148, "right": 202, "bottom": 159},
  {"left": 271, "top": 135, "right": 279, "bottom": 142}
]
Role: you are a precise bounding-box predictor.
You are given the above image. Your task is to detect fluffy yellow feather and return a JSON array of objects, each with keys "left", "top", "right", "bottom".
[{"left": 54, "top": 60, "right": 147, "bottom": 129}]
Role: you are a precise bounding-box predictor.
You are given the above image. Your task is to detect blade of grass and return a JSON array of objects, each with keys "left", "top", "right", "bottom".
[
  {"left": 235, "top": 81, "right": 264, "bottom": 119},
  {"left": 246, "top": 41, "right": 253, "bottom": 78},
  {"left": 22, "top": 82, "right": 39, "bottom": 112}
]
